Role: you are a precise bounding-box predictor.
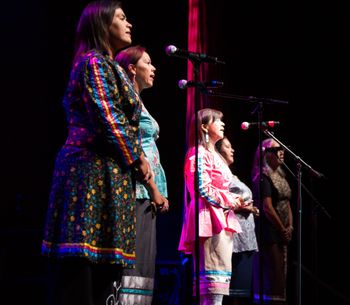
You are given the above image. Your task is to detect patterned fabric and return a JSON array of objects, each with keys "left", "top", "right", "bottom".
[
  {"left": 256, "top": 171, "right": 292, "bottom": 243},
  {"left": 266, "top": 169, "right": 292, "bottom": 228},
  {"left": 135, "top": 103, "right": 168, "bottom": 198},
  {"left": 229, "top": 175, "right": 258, "bottom": 253},
  {"left": 252, "top": 168, "right": 291, "bottom": 303},
  {"left": 42, "top": 49, "right": 143, "bottom": 267},
  {"left": 178, "top": 145, "right": 241, "bottom": 254}
]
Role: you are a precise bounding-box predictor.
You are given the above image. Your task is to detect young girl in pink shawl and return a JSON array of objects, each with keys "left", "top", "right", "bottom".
[{"left": 179, "top": 108, "right": 247, "bottom": 305}]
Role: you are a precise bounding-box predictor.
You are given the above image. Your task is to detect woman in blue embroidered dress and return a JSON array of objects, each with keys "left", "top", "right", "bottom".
[
  {"left": 115, "top": 45, "right": 169, "bottom": 305},
  {"left": 41, "top": 2, "right": 162, "bottom": 305}
]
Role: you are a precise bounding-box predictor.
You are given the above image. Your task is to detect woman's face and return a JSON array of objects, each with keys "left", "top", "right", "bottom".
[
  {"left": 204, "top": 118, "right": 225, "bottom": 144},
  {"left": 134, "top": 52, "right": 156, "bottom": 91},
  {"left": 109, "top": 8, "right": 132, "bottom": 50},
  {"left": 265, "top": 140, "right": 285, "bottom": 167},
  {"left": 219, "top": 138, "right": 235, "bottom": 165}
]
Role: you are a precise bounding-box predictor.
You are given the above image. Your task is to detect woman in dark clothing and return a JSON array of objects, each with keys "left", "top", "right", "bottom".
[{"left": 251, "top": 138, "right": 293, "bottom": 305}]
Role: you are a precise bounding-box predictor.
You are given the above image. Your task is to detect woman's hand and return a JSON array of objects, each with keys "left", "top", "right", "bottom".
[
  {"left": 249, "top": 205, "right": 260, "bottom": 217},
  {"left": 144, "top": 176, "right": 169, "bottom": 213},
  {"left": 234, "top": 200, "right": 259, "bottom": 216},
  {"left": 134, "top": 153, "right": 152, "bottom": 182},
  {"left": 232, "top": 196, "right": 245, "bottom": 210},
  {"left": 281, "top": 225, "right": 293, "bottom": 243},
  {"left": 150, "top": 190, "right": 169, "bottom": 213},
  {"left": 151, "top": 196, "right": 169, "bottom": 213}
]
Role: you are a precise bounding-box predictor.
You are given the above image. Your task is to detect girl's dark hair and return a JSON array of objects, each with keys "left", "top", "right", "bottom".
[
  {"left": 215, "top": 136, "right": 228, "bottom": 153},
  {"left": 73, "top": 0, "right": 122, "bottom": 62}
]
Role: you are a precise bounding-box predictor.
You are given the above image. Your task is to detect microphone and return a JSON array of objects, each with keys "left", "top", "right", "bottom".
[
  {"left": 241, "top": 121, "right": 280, "bottom": 130},
  {"left": 165, "top": 45, "right": 225, "bottom": 64},
  {"left": 178, "top": 79, "right": 224, "bottom": 89}
]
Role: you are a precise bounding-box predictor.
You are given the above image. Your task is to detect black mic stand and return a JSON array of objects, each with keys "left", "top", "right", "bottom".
[
  {"left": 205, "top": 90, "right": 289, "bottom": 105},
  {"left": 191, "top": 57, "right": 201, "bottom": 305},
  {"left": 281, "top": 162, "right": 330, "bottom": 219},
  {"left": 282, "top": 157, "right": 330, "bottom": 304},
  {"left": 263, "top": 128, "right": 326, "bottom": 305}
]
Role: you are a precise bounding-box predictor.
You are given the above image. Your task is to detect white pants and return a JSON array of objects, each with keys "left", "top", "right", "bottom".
[{"left": 201, "top": 294, "right": 224, "bottom": 305}]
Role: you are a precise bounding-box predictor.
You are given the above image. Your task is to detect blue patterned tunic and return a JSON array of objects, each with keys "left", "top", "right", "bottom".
[{"left": 42, "top": 49, "right": 143, "bottom": 267}]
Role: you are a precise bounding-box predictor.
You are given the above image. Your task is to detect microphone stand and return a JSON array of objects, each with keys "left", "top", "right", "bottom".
[
  {"left": 191, "top": 57, "right": 201, "bottom": 305},
  {"left": 263, "top": 128, "right": 326, "bottom": 305},
  {"left": 205, "top": 90, "right": 289, "bottom": 105},
  {"left": 281, "top": 162, "right": 330, "bottom": 220},
  {"left": 282, "top": 155, "right": 330, "bottom": 305}
]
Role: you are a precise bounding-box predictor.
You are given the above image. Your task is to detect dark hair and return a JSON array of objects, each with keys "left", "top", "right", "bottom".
[
  {"left": 115, "top": 45, "right": 146, "bottom": 78},
  {"left": 188, "top": 108, "right": 223, "bottom": 149},
  {"left": 215, "top": 136, "right": 228, "bottom": 154},
  {"left": 73, "top": 0, "right": 122, "bottom": 62}
]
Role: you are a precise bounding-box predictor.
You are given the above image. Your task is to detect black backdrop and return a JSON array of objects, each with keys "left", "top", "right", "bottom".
[{"left": 2, "top": 1, "right": 349, "bottom": 304}]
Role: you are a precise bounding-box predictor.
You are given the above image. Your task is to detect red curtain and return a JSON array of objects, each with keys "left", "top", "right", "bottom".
[{"left": 186, "top": 0, "right": 209, "bottom": 145}]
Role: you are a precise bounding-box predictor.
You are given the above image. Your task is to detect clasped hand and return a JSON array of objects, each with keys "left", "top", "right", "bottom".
[
  {"left": 233, "top": 198, "right": 259, "bottom": 216},
  {"left": 134, "top": 153, "right": 152, "bottom": 182},
  {"left": 281, "top": 226, "right": 293, "bottom": 242},
  {"left": 151, "top": 192, "right": 169, "bottom": 213}
]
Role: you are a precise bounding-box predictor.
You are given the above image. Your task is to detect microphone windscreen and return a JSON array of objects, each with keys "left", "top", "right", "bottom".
[
  {"left": 178, "top": 79, "right": 187, "bottom": 89},
  {"left": 165, "top": 45, "right": 177, "bottom": 55},
  {"left": 241, "top": 122, "right": 249, "bottom": 130},
  {"left": 266, "top": 121, "right": 280, "bottom": 127}
]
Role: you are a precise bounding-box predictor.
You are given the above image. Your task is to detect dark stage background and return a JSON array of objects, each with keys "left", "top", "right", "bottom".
[{"left": 2, "top": 1, "right": 349, "bottom": 304}]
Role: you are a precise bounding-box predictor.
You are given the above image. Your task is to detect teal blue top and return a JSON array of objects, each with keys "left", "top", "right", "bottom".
[{"left": 136, "top": 103, "right": 168, "bottom": 199}]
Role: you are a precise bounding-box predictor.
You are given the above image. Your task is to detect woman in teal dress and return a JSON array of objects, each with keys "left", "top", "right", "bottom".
[{"left": 115, "top": 45, "right": 169, "bottom": 305}]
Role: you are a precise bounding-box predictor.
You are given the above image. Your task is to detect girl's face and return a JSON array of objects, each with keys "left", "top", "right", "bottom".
[
  {"left": 109, "top": 8, "right": 132, "bottom": 50},
  {"left": 204, "top": 118, "right": 225, "bottom": 144}
]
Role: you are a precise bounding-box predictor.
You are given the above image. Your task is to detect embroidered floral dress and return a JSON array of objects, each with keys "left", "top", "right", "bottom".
[{"left": 42, "top": 50, "right": 143, "bottom": 267}]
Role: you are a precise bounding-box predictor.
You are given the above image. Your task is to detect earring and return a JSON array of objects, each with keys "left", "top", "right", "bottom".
[{"left": 205, "top": 132, "right": 209, "bottom": 143}]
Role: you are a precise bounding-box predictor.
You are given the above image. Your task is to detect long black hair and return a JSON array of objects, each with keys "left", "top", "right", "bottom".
[{"left": 73, "top": 0, "right": 122, "bottom": 62}]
